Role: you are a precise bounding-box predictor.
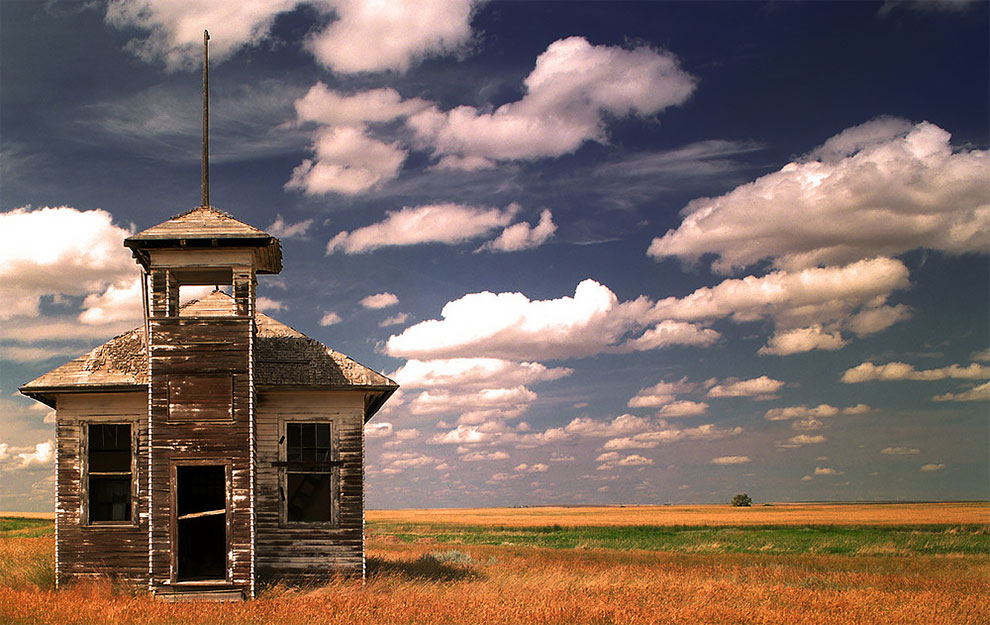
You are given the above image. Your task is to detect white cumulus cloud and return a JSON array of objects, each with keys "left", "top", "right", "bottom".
[
  {"left": 711, "top": 456, "right": 750, "bottom": 465},
  {"left": 385, "top": 279, "right": 714, "bottom": 361},
  {"left": 841, "top": 361, "right": 990, "bottom": 383},
  {"left": 306, "top": 0, "right": 477, "bottom": 74},
  {"left": 360, "top": 292, "right": 399, "bottom": 309},
  {"left": 285, "top": 125, "right": 407, "bottom": 195},
  {"left": 648, "top": 120, "right": 990, "bottom": 273},
  {"left": 707, "top": 376, "right": 785, "bottom": 399},
  {"left": 479, "top": 209, "right": 557, "bottom": 252},
  {"left": 327, "top": 203, "right": 518, "bottom": 253},
  {"left": 409, "top": 36, "right": 695, "bottom": 166}
]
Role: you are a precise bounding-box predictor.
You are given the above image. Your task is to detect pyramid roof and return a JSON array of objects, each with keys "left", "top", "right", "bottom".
[
  {"left": 20, "top": 292, "right": 397, "bottom": 418},
  {"left": 124, "top": 206, "right": 282, "bottom": 273}
]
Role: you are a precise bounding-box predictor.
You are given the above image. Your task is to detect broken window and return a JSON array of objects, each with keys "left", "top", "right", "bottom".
[
  {"left": 282, "top": 422, "right": 337, "bottom": 524},
  {"left": 87, "top": 423, "right": 133, "bottom": 523}
]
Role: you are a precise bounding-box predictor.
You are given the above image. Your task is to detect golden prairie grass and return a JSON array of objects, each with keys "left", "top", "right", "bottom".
[
  {"left": 367, "top": 501, "right": 990, "bottom": 527},
  {"left": 1, "top": 539, "right": 987, "bottom": 625},
  {"left": 1, "top": 503, "right": 988, "bottom": 625}
]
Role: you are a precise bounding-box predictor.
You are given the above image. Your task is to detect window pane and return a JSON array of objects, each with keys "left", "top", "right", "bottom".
[
  {"left": 316, "top": 424, "right": 331, "bottom": 462},
  {"left": 301, "top": 423, "right": 316, "bottom": 462},
  {"left": 287, "top": 473, "right": 331, "bottom": 523},
  {"left": 90, "top": 476, "right": 131, "bottom": 521},
  {"left": 286, "top": 423, "right": 302, "bottom": 462},
  {"left": 90, "top": 424, "right": 131, "bottom": 472}
]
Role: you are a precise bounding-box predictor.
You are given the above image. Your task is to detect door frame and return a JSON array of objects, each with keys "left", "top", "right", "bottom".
[{"left": 168, "top": 458, "right": 232, "bottom": 583}]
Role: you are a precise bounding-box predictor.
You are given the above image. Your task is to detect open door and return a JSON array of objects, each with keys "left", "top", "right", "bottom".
[{"left": 174, "top": 464, "right": 228, "bottom": 582}]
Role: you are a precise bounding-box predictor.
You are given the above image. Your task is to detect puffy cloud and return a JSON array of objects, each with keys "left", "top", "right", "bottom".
[
  {"left": 628, "top": 377, "right": 697, "bottom": 408},
  {"left": 256, "top": 296, "right": 286, "bottom": 312},
  {"left": 105, "top": 0, "right": 309, "bottom": 70},
  {"left": 380, "top": 451, "right": 442, "bottom": 470},
  {"left": 921, "top": 463, "right": 946, "bottom": 472},
  {"left": 618, "top": 320, "right": 721, "bottom": 352},
  {"left": 657, "top": 400, "right": 709, "bottom": 418},
  {"left": 266, "top": 215, "right": 312, "bottom": 239},
  {"left": 460, "top": 450, "right": 510, "bottom": 462},
  {"left": 598, "top": 454, "right": 654, "bottom": 470},
  {"left": 649, "top": 120, "right": 990, "bottom": 273},
  {"left": 106, "top": 0, "right": 477, "bottom": 74},
  {"left": 408, "top": 386, "right": 537, "bottom": 420},
  {"left": 514, "top": 463, "right": 548, "bottom": 473},
  {"left": 0, "top": 207, "right": 135, "bottom": 321},
  {"left": 603, "top": 423, "right": 743, "bottom": 450},
  {"left": 707, "top": 376, "right": 785, "bottom": 399},
  {"left": 365, "top": 422, "right": 393, "bottom": 439},
  {"left": 285, "top": 126, "right": 407, "bottom": 195},
  {"left": 360, "top": 292, "right": 399, "bottom": 310},
  {"left": 881, "top": 447, "right": 921, "bottom": 455},
  {"left": 932, "top": 381, "right": 990, "bottom": 402},
  {"left": 379, "top": 313, "right": 409, "bottom": 328},
  {"left": 563, "top": 414, "right": 652, "bottom": 437},
  {"left": 846, "top": 304, "right": 912, "bottom": 337},
  {"left": 319, "top": 311, "right": 342, "bottom": 326},
  {"left": 77, "top": 278, "right": 143, "bottom": 326},
  {"left": 653, "top": 258, "right": 912, "bottom": 354},
  {"left": 393, "top": 358, "right": 571, "bottom": 391},
  {"left": 711, "top": 456, "right": 750, "bottom": 465},
  {"left": 429, "top": 425, "right": 496, "bottom": 445},
  {"left": 294, "top": 83, "right": 429, "bottom": 126},
  {"left": 306, "top": 0, "right": 476, "bottom": 74},
  {"left": 385, "top": 279, "right": 708, "bottom": 361},
  {"left": 779, "top": 434, "right": 826, "bottom": 448},
  {"left": 0, "top": 440, "right": 55, "bottom": 471},
  {"left": 409, "top": 37, "right": 695, "bottom": 165},
  {"left": 763, "top": 404, "right": 869, "bottom": 421},
  {"left": 813, "top": 466, "right": 843, "bottom": 476},
  {"left": 841, "top": 361, "right": 990, "bottom": 383},
  {"left": 479, "top": 209, "right": 556, "bottom": 252},
  {"left": 327, "top": 203, "right": 517, "bottom": 254},
  {"left": 758, "top": 325, "right": 847, "bottom": 356}
]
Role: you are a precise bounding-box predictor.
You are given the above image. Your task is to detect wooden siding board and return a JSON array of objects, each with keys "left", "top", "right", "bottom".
[
  {"left": 255, "top": 390, "right": 366, "bottom": 579},
  {"left": 55, "top": 392, "right": 148, "bottom": 585}
]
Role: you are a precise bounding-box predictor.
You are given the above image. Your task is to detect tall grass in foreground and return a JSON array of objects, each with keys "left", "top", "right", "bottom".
[{"left": 2, "top": 534, "right": 988, "bottom": 624}]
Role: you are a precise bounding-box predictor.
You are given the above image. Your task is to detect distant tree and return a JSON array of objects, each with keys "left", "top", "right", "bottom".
[{"left": 731, "top": 493, "right": 753, "bottom": 507}]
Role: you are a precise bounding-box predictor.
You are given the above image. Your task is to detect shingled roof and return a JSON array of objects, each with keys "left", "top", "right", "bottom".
[
  {"left": 124, "top": 206, "right": 282, "bottom": 274},
  {"left": 20, "top": 292, "right": 397, "bottom": 415}
]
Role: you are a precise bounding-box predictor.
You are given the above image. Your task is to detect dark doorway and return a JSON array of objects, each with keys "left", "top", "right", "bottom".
[{"left": 175, "top": 465, "right": 227, "bottom": 581}]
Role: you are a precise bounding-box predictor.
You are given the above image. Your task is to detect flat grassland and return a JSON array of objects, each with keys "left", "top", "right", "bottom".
[{"left": 1, "top": 503, "right": 988, "bottom": 625}]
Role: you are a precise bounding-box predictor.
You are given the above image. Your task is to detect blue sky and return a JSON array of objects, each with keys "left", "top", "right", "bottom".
[{"left": 1, "top": 0, "right": 988, "bottom": 511}]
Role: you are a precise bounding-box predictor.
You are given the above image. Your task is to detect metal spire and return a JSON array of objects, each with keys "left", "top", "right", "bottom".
[{"left": 201, "top": 29, "right": 210, "bottom": 208}]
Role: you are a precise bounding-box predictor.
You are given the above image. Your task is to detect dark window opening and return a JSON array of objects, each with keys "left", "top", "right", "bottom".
[
  {"left": 175, "top": 465, "right": 227, "bottom": 581},
  {"left": 284, "top": 423, "right": 334, "bottom": 524},
  {"left": 88, "top": 424, "right": 132, "bottom": 523}
]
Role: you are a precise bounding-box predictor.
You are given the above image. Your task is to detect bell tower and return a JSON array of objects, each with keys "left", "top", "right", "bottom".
[{"left": 120, "top": 30, "right": 284, "bottom": 594}]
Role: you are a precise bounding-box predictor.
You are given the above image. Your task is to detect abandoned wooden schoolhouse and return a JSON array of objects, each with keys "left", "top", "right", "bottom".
[{"left": 19, "top": 205, "right": 398, "bottom": 599}]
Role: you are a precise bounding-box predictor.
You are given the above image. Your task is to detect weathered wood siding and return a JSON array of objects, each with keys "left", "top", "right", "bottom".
[
  {"left": 146, "top": 264, "right": 257, "bottom": 594},
  {"left": 255, "top": 390, "right": 365, "bottom": 580},
  {"left": 55, "top": 392, "right": 148, "bottom": 585},
  {"left": 148, "top": 314, "right": 254, "bottom": 590}
]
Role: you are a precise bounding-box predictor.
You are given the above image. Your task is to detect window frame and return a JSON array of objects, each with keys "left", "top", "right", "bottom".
[
  {"left": 82, "top": 420, "right": 138, "bottom": 527},
  {"left": 277, "top": 419, "right": 340, "bottom": 528}
]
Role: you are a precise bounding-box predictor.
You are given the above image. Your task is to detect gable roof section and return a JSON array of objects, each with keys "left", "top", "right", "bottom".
[
  {"left": 20, "top": 292, "right": 397, "bottom": 410},
  {"left": 127, "top": 206, "right": 271, "bottom": 241},
  {"left": 124, "top": 206, "right": 282, "bottom": 274}
]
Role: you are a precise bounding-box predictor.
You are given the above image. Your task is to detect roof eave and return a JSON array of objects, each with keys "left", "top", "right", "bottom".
[{"left": 19, "top": 383, "right": 148, "bottom": 409}]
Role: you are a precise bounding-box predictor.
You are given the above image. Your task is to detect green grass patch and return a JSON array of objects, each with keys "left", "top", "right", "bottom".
[
  {"left": 367, "top": 522, "right": 990, "bottom": 556},
  {"left": 0, "top": 518, "right": 54, "bottom": 539}
]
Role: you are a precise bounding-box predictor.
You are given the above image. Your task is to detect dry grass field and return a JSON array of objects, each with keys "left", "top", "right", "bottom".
[
  {"left": 1, "top": 503, "right": 988, "bottom": 625},
  {"left": 368, "top": 501, "right": 990, "bottom": 527}
]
